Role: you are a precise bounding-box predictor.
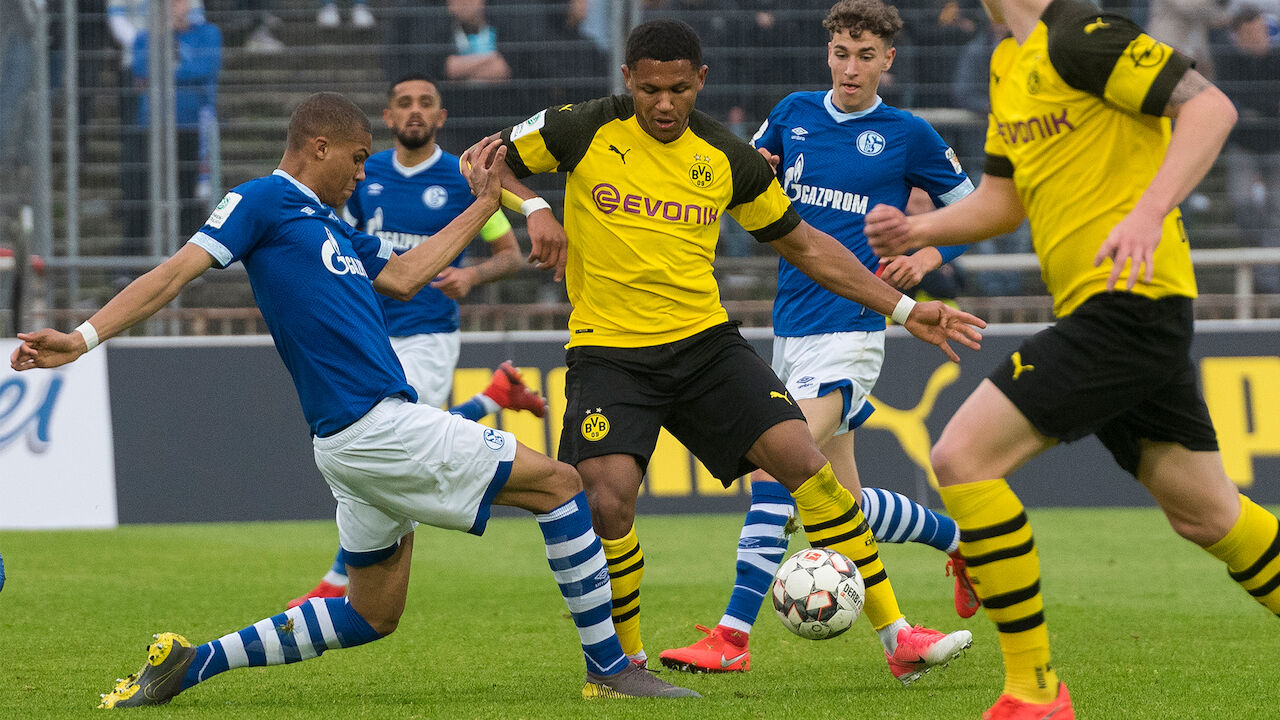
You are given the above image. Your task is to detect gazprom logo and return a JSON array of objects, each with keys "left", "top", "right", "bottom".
[
  {"left": 590, "top": 183, "right": 718, "bottom": 225},
  {"left": 320, "top": 227, "right": 368, "bottom": 277},
  {"left": 0, "top": 374, "right": 63, "bottom": 453}
]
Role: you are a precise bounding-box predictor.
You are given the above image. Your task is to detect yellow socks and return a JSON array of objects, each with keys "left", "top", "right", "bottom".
[
  {"left": 791, "top": 463, "right": 903, "bottom": 630},
  {"left": 940, "top": 479, "right": 1058, "bottom": 704},
  {"left": 1205, "top": 494, "right": 1280, "bottom": 615},
  {"left": 600, "top": 527, "right": 645, "bottom": 659}
]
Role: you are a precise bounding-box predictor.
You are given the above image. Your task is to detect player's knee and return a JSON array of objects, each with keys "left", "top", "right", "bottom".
[{"left": 930, "top": 441, "right": 967, "bottom": 487}]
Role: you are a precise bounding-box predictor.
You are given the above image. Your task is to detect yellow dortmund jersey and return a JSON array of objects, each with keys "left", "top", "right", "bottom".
[
  {"left": 503, "top": 96, "right": 800, "bottom": 348},
  {"left": 985, "top": 0, "right": 1198, "bottom": 317}
]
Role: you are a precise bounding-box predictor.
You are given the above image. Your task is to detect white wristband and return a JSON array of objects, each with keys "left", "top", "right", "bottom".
[
  {"left": 76, "top": 321, "right": 100, "bottom": 351},
  {"left": 890, "top": 295, "right": 917, "bottom": 325},
  {"left": 520, "top": 197, "right": 551, "bottom": 217}
]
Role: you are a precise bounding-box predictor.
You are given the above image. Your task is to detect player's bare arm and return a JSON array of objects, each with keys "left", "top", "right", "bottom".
[
  {"left": 771, "top": 220, "right": 984, "bottom": 362},
  {"left": 866, "top": 174, "right": 1024, "bottom": 257},
  {"left": 11, "top": 243, "right": 214, "bottom": 371},
  {"left": 375, "top": 138, "right": 505, "bottom": 300},
  {"left": 1094, "top": 70, "right": 1237, "bottom": 290},
  {"left": 430, "top": 230, "right": 522, "bottom": 299}
]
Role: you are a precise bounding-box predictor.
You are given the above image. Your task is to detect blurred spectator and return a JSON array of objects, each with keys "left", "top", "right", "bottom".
[
  {"left": 0, "top": 0, "right": 36, "bottom": 223},
  {"left": 908, "top": 0, "right": 978, "bottom": 107},
  {"left": 1148, "top": 0, "right": 1228, "bottom": 78},
  {"left": 950, "top": 18, "right": 1032, "bottom": 296},
  {"left": 109, "top": 0, "right": 207, "bottom": 123},
  {"left": 318, "top": 0, "right": 375, "bottom": 29},
  {"left": 122, "top": 0, "right": 221, "bottom": 254},
  {"left": 1214, "top": 4, "right": 1280, "bottom": 293},
  {"left": 443, "top": 0, "right": 512, "bottom": 82}
]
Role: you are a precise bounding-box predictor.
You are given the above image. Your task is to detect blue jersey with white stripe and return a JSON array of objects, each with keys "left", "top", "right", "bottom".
[
  {"left": 752, "top": 92, "right": 974, "bottom": 336},
  {"left": 344, "top": 147, "right": 475, "bottom": 336},
  {"left": 190, "top": 170, "right": 416, "bottom": 436}
]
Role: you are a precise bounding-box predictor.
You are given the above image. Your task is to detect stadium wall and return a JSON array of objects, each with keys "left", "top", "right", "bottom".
[{"left": 3, "top": 323, "right": 1279, "bottom": 529}]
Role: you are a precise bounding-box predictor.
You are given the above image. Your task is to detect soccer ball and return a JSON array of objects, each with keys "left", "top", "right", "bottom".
[{"left": 772, "top": 547, "right": 864, "bottom": 639}]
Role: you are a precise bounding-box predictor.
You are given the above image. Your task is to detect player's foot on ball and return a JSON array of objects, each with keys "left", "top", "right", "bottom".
[
  {"left": 98, "top": 632, "right": 195, "bottom": 708},
  {"left": 482, "top": 361, "right": 547, "bottom": 418},
  {"left": 946, "top": 552, "right": 981, "bottom": 619},
  {"left": 287, "top": 579, "right": 347, "bottom": 609},
  {"left": 582, "top": 662, "right": 701, "bottom": 698},
  {"left": 658, "top": 624, "right": 750, "bottom": 673},
  {"left": 983, "top": 682, "right": 1074, "bottom": 720},
  {"left": 885, "top": 625, "right": 972, "bottom": 686}
]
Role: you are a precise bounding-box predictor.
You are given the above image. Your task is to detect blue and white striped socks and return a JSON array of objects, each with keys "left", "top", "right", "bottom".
[
  {"left": 181, "top": 597, "right": 381, "bottom": 690},
  {"left": 720, "top": 480, "right": 960, "bottom": 634},
  {"left": 537, "top": 492, "right": 630, "bottom": 676}
]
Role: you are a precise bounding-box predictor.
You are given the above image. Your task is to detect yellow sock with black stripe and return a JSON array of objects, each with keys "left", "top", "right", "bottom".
[
  {"left": 940, "top": 479, "right": 1058, "bottom": 704},
  {"left": 1205, "top": 494, "right": 1280, "bottom": 615},
  {"left": 600, "top": 527, "right": 645, "bottom": 660},
  {"left": 791, "top": 463, "right": 903, "bottom": 630}
]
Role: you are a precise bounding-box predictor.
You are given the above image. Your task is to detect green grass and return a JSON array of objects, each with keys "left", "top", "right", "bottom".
[{"left": 0, "top": 508, "right": 1275, "bottom": 718}]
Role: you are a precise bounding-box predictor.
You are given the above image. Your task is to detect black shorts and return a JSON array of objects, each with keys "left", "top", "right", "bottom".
[
  {"left": 990, "top": 293, "right": 1218, "bottom": 476},
  {"left": 558, "top": 322, "right": 806, "bottom": 484}
]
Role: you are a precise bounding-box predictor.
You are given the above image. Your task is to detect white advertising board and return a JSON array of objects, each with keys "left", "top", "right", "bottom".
[{"left": 0, "top": 340, "right": 118, "bottom": 529}]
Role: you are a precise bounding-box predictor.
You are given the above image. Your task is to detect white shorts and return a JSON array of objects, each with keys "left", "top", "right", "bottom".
[
  {"left": 312, "top": 397, "right": 517, "bottom": 564},
  {"left": 771, "top": 331, "right": 885, "bottom": 435},
  {"left": 390, "top": 331, "right": 462, "bottom": 407}
]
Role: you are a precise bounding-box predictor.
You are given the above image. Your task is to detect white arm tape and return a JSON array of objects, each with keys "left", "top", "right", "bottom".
[
  {"left": 76, "top": 321, "right": 100, "bottom": 351},
  {"left": 891, "top": 295, "right": 917, "bottom": 325},
  {"left": 520, "top": 197, "right": 551, "bottom": 217}
]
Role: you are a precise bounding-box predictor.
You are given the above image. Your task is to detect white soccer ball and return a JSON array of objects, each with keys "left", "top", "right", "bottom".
[{"left": 772, "top": 547, "right": 864, "bottom": 639}]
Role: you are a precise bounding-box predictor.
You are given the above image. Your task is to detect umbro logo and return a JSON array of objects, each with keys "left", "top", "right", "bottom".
[
  {"left": 790, "top": 126, "right": 808, "bottom": 140},
  {"left": 300, "top": 206, "right": 315, "bottom": 215},
  {"left": 608, "top": 144, "right": 630, "bottom": 163}
]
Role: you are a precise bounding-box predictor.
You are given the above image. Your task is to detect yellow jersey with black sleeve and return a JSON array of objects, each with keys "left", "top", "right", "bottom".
[
  {"left": 502, "top": 95, "right": 800, "bottom": 348},
  {"left": 984, "top": 0, "right": 1198, "bottom": 317}
]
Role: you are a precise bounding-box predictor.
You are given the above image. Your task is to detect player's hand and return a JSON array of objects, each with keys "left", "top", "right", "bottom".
[
  {"left": 756, "top": 146, "right": 780, "bottom": 174},
  {"left": 1093, "top": 207, "right": 1162, "bottom": 290},
  {"left": 878, "top": 250, "right": 938, "bottom": 290},
  {"left": 10, "top": 329, "right": 87, "bottom": 371},
  {"left": 526, "top": 209, "right": 567, "bottom": 282},
  {"left": 460, "top": 136, "right": 508, "bottom": 206},
  {"left": 901, "top": 301, "right": 985, "bottom": 363},
  {"left": 429, "top": 266, "right": 476, "bottom": 299},
  {"left": 864, "top": 203, "right": 914, "bottom": 257}
]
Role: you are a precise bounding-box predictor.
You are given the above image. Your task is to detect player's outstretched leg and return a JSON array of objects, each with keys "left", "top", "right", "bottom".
[
  {"left": 793, "top": 464, "right": 971, "bottom": 685},
  {"left": 287, "top": 550, "right": 348, "bottom": 608},
  {"left": 98, "top": 597, "right": 384, "bottom": 708},
  {"left": 481, "top": 361, "right": 548, "bottom": 418},
  {"left": 659, "top": 479, "right": 793, "bottom": 673}
]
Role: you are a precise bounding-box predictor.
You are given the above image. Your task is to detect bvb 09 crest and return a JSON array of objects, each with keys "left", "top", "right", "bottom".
[{"left": 689, "top": 154, "right": 714, "bottom": 188}]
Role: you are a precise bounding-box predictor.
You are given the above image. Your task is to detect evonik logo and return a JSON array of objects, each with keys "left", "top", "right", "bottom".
[
  {"left": 591, "top": 183, "right": 719, "bottom": 226},
  {"left": 320, "top": 227, "right": 369, "bottom": 278},
  {"left": 0, "top": 374, "right": 63, "bottom": 453}
]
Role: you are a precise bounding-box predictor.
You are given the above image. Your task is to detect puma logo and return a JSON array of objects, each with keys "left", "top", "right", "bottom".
[
  {"left": 770, "top": 390, "right": 793, "bottom": 405},
  {"left": 608, "top": 144, "right": 630, "bottom": 163},
  {"left": 1011, "top": 351, "right": 1035, "bottom": 380},
  {"left": 1084, "top": 17, "right": 1109, "bottom": 34},
  {"left": 863, "top": 363, "right": 960, "bottom": 488}
]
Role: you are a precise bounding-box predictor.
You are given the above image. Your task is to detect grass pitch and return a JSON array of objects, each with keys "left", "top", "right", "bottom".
[{"left": 0, "top": 507, "right": 1275, "bottom": 719}]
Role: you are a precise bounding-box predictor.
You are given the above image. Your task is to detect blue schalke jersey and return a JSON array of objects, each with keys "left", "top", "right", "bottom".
[
  {"left": 345, "top": 147, "right": 488, "bottom": 336},
  {"left": 190, "top": 170, "right": 416, "bottom": 436},
  {"left": 752, "top": 92, "right": 974, "bottom": 336}
]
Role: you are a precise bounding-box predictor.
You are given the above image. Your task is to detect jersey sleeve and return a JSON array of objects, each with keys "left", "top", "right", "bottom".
[
  {"left": 343, "top": 189, "right": 365, "bottom": 228},
  {"left": 1044, "top": 3, "right": 1193, "bottom": 116},
  {"left": 905, "top": 116, "right": 975, "bottom": 207},
  {"left": 501, "top": 96, "right": 623, "bottom": 177},
  {"left": 479, "top": 209, "right": 513, "bottom": 242},
  {"left": 708, "top": 114, "right": 800, "bottom": 242},
  {"left": 350, "top": 229, "right": 392, "bottom": 279},
  {"left": 749, "top": 98, "right": 787, "bottom": 163},
  {"left": 188, "top": 182, "right": 276, "bottom": 268}
]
